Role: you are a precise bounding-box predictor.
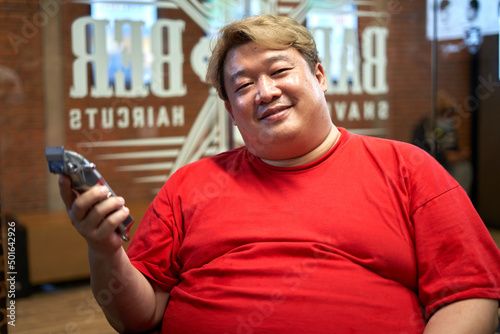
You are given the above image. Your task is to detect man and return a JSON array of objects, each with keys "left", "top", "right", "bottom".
[
  {"left": 59, "top": 15, "right": 500, "bottom": 333},
  {"left": 413, "top": 90, "right": 473, "bottom": 194}
]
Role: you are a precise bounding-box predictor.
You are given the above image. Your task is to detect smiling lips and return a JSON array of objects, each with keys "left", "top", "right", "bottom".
[{"left": 258, "top": 105, "right": 291, "bottom": 120}]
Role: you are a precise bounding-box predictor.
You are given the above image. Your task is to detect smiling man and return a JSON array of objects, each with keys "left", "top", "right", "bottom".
[
  {"left": 59, "top": 15, "right": 500, "bottom": 333},
  {"left": 222, "top": 41, "right": 336, "bottom": 164}
]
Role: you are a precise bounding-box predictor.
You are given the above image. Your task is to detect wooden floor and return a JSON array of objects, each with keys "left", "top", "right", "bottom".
[{"left": 10, "top": 280, "right": 117, "bottom": 334}]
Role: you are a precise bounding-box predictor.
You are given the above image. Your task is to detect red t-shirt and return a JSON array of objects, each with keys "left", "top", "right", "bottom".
[{"left": 127, "top": 127, "right": 500, "bottom": 333}]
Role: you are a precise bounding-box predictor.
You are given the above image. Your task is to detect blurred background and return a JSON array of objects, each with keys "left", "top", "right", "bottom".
[{"left": 1, "top": 0, "right": 499, "bottom": 333}]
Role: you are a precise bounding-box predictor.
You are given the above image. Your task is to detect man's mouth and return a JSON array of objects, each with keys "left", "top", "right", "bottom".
[{"left": 258, "top": 105, "right": 291, "bottom": 120}]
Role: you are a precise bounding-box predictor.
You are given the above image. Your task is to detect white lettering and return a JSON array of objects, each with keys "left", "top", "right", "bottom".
[
  {"left": 117, "top": 107, "right": 129, "bottom": 128},
  {"left": 333, "top": 101, "right": 348, "bottom": 121},
  {"left": 363, "top": 101, "right": 375, "bottom": 120},
  {"left": 85, "top": 108, "right": 98, "bottom": 129},
  {"left": 172, "top": 105, "right": 184, "bottom": 126},
  {"left": 311, "top": 25, "right": 388, "bottom": 96},
  {"left": 114, "top": 20, "right": 148, "bottom": 98},
  {"left": 362, "top": 27, "right": 388, "bottom": 95},
  {"left": 156, "top": 106, "right": 170, "bottom": 127},
  {"left": 132, "top": 107, "right": 145, "bottom": 128},
  {"left": 70, "top": 17, "right": 112, "bottom": 98},
  {"left": 69, "top": 108, "right": 82, "bottom": 130},
  {"left": 378, "top": 100, "right": 389, "bottom": 120},
  {"left": 70, "top": 17, "right": 186, "bottom": 99},
  {"left": 147, "top": 106, "right": 155, "bottom": 127},
  {"left": 102, "top": 107, "right": 113, "bottom": 129},
  {"left": 68, "top": 106, "right": 185, "bottom": 130},
  {"left": 328, "top": 28, "right": 362, "bottom": 95},
  {"left": 150, "top": 19, "right": 187, "bottom": 97},
  {"left": 332, "top": 100, "right": 389, "bottom": 122},
  {"left": 347, "top": 101, "right": 361, "bottom": 121}
]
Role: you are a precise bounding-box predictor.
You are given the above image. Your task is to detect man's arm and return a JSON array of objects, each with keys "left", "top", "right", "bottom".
[
  {"left": 59, "top": 175, "right": 169, "bottom": 332},
  {"left": 424, "top": 298, "right": 499, "bottom": 334}
]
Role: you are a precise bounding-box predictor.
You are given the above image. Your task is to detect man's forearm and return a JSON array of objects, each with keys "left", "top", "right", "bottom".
[
  {"left": 89, "top": 247, "right": 162, "bottom": 333},
  {"left": 424, "top": 298, "right": 499, "bottom": 334}
]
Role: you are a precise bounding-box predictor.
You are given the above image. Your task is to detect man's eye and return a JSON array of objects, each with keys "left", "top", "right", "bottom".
[
  {"left": 235, "top": 83, "right": 251, "bottom": 92},
  {"left": 273, "top": 68, "right": 290, "bottom": 75}
]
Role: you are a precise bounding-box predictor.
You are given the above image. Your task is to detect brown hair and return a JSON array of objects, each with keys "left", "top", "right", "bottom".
[{"left": 205, "top": 15, "right": 320, "bottom": 101}]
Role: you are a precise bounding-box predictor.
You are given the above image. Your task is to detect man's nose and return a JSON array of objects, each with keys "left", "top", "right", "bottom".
[{"left": 255, "top": 76, "right": 280, "bottom": 104}]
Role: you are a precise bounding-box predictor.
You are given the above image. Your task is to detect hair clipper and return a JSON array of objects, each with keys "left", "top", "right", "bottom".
[{"left": 45, "top": 146, "right": 133, "bottom": 241}]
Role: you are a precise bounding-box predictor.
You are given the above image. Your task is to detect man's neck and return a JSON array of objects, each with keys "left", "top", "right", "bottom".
[{"left": 261, "top": 126, "right": 341, "bottom": 168}]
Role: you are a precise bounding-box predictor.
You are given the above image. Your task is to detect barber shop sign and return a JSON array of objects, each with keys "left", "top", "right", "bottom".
[{"left": 66, "top": 0, "right": 389, "bottom": 185}]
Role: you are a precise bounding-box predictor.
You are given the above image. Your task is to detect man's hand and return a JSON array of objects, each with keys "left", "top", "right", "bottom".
[
  {"left": 58, "top": 174, "right": 168, "bottom": 332},
  {"left": 59, "top": 174, "right": 129, "bottom": 255}
]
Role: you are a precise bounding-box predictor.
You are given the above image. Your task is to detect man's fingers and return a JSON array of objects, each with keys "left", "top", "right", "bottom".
[
  {"left": 78, "top": 196, "right": 129, "bottom": 247},
  {"left": 70, "top": 185, "right": 111, "bottom": 222},
  {"left": 94, "top": 205, "right": 130, "bottom": 241},
  {"left": 57, "top": 174, "right": 128, "bottom": 252},
  {"left": 59, "top": 175, "right": 76, "bottom": 210},
  {"left": 84, "top": 195, "right": 125, "bottom": 228}
]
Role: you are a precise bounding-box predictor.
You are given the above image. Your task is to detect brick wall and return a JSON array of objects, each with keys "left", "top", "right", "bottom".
[
  {"left": 0, "top": 0, "right": 475, "bottom": 215},
  {"left": 1, "top": 0, "right": 47, "bottom": 213}
]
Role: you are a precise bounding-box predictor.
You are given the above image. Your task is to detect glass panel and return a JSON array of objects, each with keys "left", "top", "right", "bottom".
[{"left": 425, "top": 0, "right": 499, "bottom": 228}]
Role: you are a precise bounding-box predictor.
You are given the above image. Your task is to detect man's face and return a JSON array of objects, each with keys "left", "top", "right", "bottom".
[{"left": 223, "top": 41, "right": 330, "bottom": 161}]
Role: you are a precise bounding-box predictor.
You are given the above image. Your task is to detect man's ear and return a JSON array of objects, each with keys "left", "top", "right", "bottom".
[
  {"left": 315, "top": 63, "right": 327, "bottom": 93},
  {"left": 225, "top": 101, "right": 237, "bottom": 125}
]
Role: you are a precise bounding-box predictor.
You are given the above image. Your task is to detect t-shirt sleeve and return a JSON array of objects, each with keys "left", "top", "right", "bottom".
[
  {"left": 408, "top": 151, "right": 500, "bottom": 318},
  {"left": 126, "top": 184, "right": 183, "bottom": 292}
]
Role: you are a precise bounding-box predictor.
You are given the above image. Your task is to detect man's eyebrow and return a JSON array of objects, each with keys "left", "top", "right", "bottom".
[
  {"left": 229, "top": 70, "right": 246, "bottom": 85},
  {"left": 228, "top": 54, "right": 293, "bottom": 84},
  {"left": 265, "top": 54, "right": 292, "bottom": 65}
]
